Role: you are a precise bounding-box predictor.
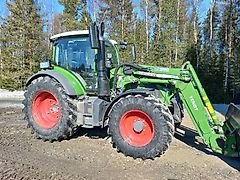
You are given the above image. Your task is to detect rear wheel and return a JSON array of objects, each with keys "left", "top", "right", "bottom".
[
  {"left": 32, "top": 91, "right": 61, "bottom": 129},
  {"left": 108, "top": 95, "right": 174, "bottom": 159},
  {"left": 23, "top": 76, "right": 77, "bottom": 141}
]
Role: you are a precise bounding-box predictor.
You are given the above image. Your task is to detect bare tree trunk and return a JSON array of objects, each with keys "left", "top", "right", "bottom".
[
  {"left": 193, "top": 0, "right": 200, "bottom": 69},
  {"left": 224, "top": 24, "right": 229, "bottom": 93},
  {"left": 0, "top": 28, "right": 2, "bottom": 72},
  {"left": 228, "top": 0, "right": 232, "bottom": 96},
  {"left": 145, "top": 0, "right": 149, "bottom": 54},
  {"left": 210, "top": 0, "right": 216, "bottom": 43},
  {"left": 141, "top": 47, "right": 144, "bottom": 63},
  {"left": 0, "top": 48, "right": 2, "bottom": 74},
  {"left": 169, "top": 50, "right": 172, "bottom": 68},
  {"left": 121, "top": 0, "right": 125, "bottom": 40},
  {"left": 133, "top": 16, "right": 136, "bottom": 43},
  {"left": 224, "top": 0, "right": 233, "bottom": 93},
  {"left": 42, "top": 2, "right": 52, "bottom": 49},
  {"left": 93, "top": 0, "right": 96, "bottom": 21},
  {"left": 175, "top": 0, "right": 180, "bottom": 66},
  {"left": 209, "top": 0, "right": 216, "bottom": 71},
  {"left": 158, "top": 0, "right": 162, "bottom": 38},
  {"left": 233, "top": 43, "right": 238, "bottom": 98}
]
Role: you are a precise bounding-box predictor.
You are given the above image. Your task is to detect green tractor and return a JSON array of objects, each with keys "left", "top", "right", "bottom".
[{"left": 23, "top": 23, "right": 240, "bottom": 159}]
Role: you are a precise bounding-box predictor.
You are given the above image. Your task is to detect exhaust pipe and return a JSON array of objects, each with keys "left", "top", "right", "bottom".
[{"left": 89, "top": 22, "right": 110, "bottom": 101}]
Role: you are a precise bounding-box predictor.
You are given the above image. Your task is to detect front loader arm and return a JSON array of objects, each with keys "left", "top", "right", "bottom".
[
  {"left": 176, "top": 74, "right": 224, "bottom": 153},
  {"left": 176, "top": 62, "right": 238, "bottom": 156}
]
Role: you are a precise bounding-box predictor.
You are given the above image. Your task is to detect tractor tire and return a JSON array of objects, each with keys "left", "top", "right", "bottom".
[
  {"left": 108, "top": 95, "right": 174, "bottom": 159},
  {"left": 169, "top": 95, "right": 184, "bottom": 129},
  {"left": 22, "top": 76, "right": 77, "bottom": 141}
]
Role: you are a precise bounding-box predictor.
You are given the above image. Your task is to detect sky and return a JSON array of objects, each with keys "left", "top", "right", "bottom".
[
  {"left": 0, "top": 0, "right": 64, "bottom": 17},
  {"left": 0, "top": 0, "right": 211, "bottom": 22}
]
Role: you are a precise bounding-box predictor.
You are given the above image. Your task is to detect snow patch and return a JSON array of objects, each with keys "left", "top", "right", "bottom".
[
  {"left": 0, "top": 89, "right": 24, "bottom": 108},
  {"left": 0, "top": 89, "right": 24, "bottom": 100}
]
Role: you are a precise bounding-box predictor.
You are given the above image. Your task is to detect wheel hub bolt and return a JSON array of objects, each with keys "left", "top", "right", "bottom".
[
  {"left": 133, "top": 120, "right": 144, "bottom": 133},
  {"left": 51, "top": 105, "right": 59, "bottom": 113}
]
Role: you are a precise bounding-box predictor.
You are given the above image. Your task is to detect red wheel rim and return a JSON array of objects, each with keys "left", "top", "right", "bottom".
[
  {"left": 32, "top": 91, "right": 61, "bottom": 129},
  {"left": 119, "top": 110, "right": 155, "bottom": 147}
]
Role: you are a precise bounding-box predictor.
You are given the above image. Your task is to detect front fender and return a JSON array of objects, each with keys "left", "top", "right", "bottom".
[{"left": 103, "top": 88, "right": 161, "bottom": 127}]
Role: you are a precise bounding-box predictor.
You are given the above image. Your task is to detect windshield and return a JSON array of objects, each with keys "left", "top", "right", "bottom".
[{"left": 55, "top": 36, "right": 96, "bottom": 72}]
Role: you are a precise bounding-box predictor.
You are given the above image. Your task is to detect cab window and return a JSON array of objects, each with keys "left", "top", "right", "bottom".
[
  {"left": 105, "top": 45, "right": 119, "bottom": 67},
  {"left": 54, "top": 36, "right": 96, "bottom": 72}
]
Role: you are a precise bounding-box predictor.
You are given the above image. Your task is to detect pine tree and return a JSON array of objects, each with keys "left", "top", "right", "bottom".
[
  {"left": 233, "top": 0, "right": 240, "bottom": 101},
  {"left": 98, "top": 0, "right": 134, "bottom": 62},
  {"left": 79, "top": 1, "right": 92, "bottom": 29},
  {"left": 52, "top": 13, "right": 66, "bottom": 34},
  {"left": 58, "top": 0, "right": 92, "bottom": 31},
  {"left": 220, "top": 0, "right": 240, "bottom": 101},
  {"left": 200, "top": 1, "right": 222, "bottom": 102},
  {"left": 133, "top": 17, "right": 148, "bottom": 63},
  {"left": 149, "top": 0, "right": 188, "bottom": 67},
  {"left": 185, "top": 0, "right": 201, "bottom": 70},
  {"left": 0, "top": 0, "right": 45, "bottom": 90}
]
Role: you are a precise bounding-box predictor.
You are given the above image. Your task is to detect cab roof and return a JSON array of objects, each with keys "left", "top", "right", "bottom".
[
  {"left": 50, "top": 30, "right": 89, "bottom": 42},
  {"left": 50, "top": 30, "right": 118, "bottom": 46}
]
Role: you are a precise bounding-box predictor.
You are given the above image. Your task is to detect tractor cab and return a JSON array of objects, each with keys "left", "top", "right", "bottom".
[{"left": 50, "top": 30, "right": 120, "bottom": 93}]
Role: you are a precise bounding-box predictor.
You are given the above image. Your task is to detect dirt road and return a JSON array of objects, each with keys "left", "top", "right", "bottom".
[{"left": 0, "top": 107, "right": 239, "bottom": 180}]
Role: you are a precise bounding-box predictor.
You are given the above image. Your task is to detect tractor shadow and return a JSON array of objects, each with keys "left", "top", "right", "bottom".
[
  {"left": 72, "top": 126, "right": 109, "bottom": 139},
  {"left": 175, "top": 125, "right": 240, "bottom": 171}
]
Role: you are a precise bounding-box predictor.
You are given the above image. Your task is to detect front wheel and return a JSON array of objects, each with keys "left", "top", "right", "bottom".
[{"left": 108, "top": 95, "right": 174, "bottom": 159}]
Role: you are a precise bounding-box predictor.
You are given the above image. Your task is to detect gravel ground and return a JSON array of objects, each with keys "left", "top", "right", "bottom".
[{"left": 0, "top": 107, "right": 239, "bottom": 179}]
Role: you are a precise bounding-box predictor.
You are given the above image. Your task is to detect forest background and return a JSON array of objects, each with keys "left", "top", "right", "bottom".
[{"left": 0, "top": 0, "right": 240, "bottom": 103}]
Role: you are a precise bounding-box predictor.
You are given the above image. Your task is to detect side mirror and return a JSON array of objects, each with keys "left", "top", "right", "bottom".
[{"left": 89, "top": 22, "right": 100, "bottom": 49}]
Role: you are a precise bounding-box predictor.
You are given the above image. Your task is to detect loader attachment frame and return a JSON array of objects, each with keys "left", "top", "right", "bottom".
[{"left": 223, "top": 103, "right": 240, "bottom": 157}]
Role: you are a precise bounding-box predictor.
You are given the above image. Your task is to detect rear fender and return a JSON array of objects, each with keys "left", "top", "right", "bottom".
[{"left": 26, "top": 70, "right": 84, "bottom": 96}]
